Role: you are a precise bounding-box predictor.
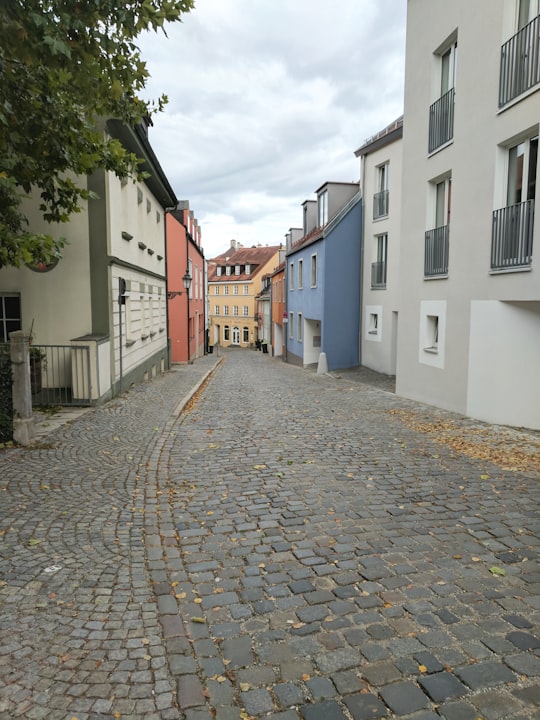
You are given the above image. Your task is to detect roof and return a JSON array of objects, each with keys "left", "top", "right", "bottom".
[
  {"left": 208, "top": 245, "right": 281, "bottom": 282},
  {"left": 354, "top": 115, "right": 404, "bottom": 157}
]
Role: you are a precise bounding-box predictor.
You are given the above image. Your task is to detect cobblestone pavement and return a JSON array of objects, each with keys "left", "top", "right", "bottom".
[{"left": 1, "top": 349, "right": 539, "bottom": 720}]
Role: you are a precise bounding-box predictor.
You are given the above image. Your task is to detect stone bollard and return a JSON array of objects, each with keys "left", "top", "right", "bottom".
[
  {"left": 317, "top": 351, "right": 328, "bottom": 375},
  {"left": 10, "top": 331, "right": 35, "bottom": 445}
]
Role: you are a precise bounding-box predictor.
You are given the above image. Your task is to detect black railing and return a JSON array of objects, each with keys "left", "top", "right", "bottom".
[
  {"left": 424, "top": 226, "right": 449, "bottom": 276},
  {"left": 491, "top": 200, "right": 534, "bottom": 269},
  {"left": 29, "top": 344, "right": 92, "bottom": 406},
  {"left": 428, "top": 87, "right": 455, "bottom": 153},
  {"left": 499, "top": 15, "right": 540, "bottom": 107},
  {"left": 371, "top": 261, "right": 387, "bottom": 288},
  {"left": 373, "top": 190, "right": 389, "bottom": 219}
]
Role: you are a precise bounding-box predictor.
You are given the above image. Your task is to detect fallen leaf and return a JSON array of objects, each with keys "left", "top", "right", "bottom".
[
  {"left": 194, "top": 598, "right": 203, "bottom": 604},
  {"left": 490, "top": 566, "right": 506, "bottom": 576},
  {"left": 176, "top": 592, "right": 187, "bottom": 600},
  {"left": 191, "top": 616, "right": 206, "bottom": 623},
  {"left": 418, "top": 664, "right": 428, "bottom": 673},
  {"left": 240, "top": 682, "right": 250, "bottom": 691}
]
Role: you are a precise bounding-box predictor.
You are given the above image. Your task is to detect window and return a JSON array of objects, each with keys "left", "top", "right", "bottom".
[
  {"left": 224, "top": 325, "right": 230, "bottom": 341},
  {"left": 224, "top": 306, "right": 229, "bottom": 316},
  {"left": 492, "top": 134, "right": 537, "bottom": 268},
  {"left": 318, "top": 190, "right": 328, "bottom": 226},
  {"left": 214, "top": 305, "right": 220, "bottom": 315},
  {"left": 245, "top": 264, "right": 251, "bottom": 274},
  {"left": 243, "top": 306, "right": 249, "bottom": 317},
  {"left": 425, "top": 177, "right": 451, "bottom": 276},
  {"left": 518, "top": 0, "right": 539, "bottom": 30},
  {"left": 226, "top": 266, "right": 231, "bottom": 276},
  {"left": 425, "top": 315, "right": 439, "bottom": 353},
  {"left": 429, "top": 38, "right": 457, "bottom": 152},
  {"left": 233, "top": 306, "right": 239, "bottom": 316},
  {"left": 235, "top": 265, "right": 240, "bottom": 275},
  {"left": 372, "top": 234, "right": 388, "bottom": 287},
  {"left": 216, "top": 267, "right": 222, "bottom": 277},
  {"left": 224, "top": 285, "right": 229, "bottom": 295},
  {"left": 310, "top": 254, "right": 318, "bottom": 287},
  {"left": 374, "top": 163, "right": 389, "bottom": 219},
  {"left": 234, "top": 285, "right": 239, "bottom": 295},
  {"left": 289, "top": 262, "right": 294, "bottom": 291},
  {"left": 243, "top": 285, "right": 249, "bottom": 295},
  {"left": 0, "top": 294, "right": 21, "bottom": 342},
  {"left": 146, "top": 199, "right": 151, "bottom": 214},
  {"left": 369, "top": 313, "right": 379, "bottom": 335},
  {"left": 215, "top": 285, "right": 220, "bottom": 295},
  {"left": 289, "top": 312, "right": 294, "bottom": 339},
  {"left": 137, "top": 187, "right": 143, "bottom": 204},
  {"left": 243, "top": 327, "right": 249, "bottom": 343},
  {"left": 298, "top": 313, "right": 303, "bottom": 342},
  {"left": 298, "top": 259, "right": 303, "bottom": 289}
]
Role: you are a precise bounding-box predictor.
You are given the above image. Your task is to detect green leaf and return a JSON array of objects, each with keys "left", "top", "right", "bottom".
[{"left": 489, "top": 566, "right": 506, "bottom": 576}]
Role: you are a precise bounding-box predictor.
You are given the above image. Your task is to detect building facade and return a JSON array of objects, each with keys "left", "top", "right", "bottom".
[
  {"left": 356, "top": 117, "right": 403, "bottom": 376},
  {"left": 207, "top": 242, "right": 281, "bottom": 349},
  {"left": 397, "top": 0, "right": 539, "bottom": 429}
]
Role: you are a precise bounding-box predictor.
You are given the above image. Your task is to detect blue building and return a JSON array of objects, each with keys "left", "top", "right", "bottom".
[{"left": 285, "top": 182, "right": 362, "bottom": 371}]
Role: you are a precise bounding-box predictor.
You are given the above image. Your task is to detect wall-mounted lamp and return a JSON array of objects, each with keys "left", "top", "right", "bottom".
[{"left": 167, "top": 268, "right": 192, "bottom": 299}]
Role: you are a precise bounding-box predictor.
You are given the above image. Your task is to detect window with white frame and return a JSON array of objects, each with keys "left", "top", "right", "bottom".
[
  {"left": 217, "top": 267, "right": 222, "bottom": 276},
  {"left": 517, "top": 0, "right": 539, "bottom": 30},
  {"left": 289, "top": 312, "right": 294, "bottom": 339},
  {"left": 243, "top": 306, "right": 249, "bottom": 316},
  {"left": 224, "top": 325, "right": 230, "bottom": 341},
  {"left": 297, "top": 313, "right": 303, "bottom": 342},
  {"left": 369, "top": 313, "right": 379, "bottom": 335},
  {"left": 289, "top": 262, "right": 294, "bottom": 291},
  {"left": 318, "top": 190, "right": 328, "bottom": 226},
  {"left": 425, "top": 315, "right": 439, "bottom": 352},
  {"left": 0, "top": 294, "right": 21, "bottom": 342},
  {"left": 298, "top": 259, "right": 303, "bottom": 289},
  {"left": 243, "top": 327, "right": 249, "bottom": 343},
  {"left": 507, "top": 136, "right": 537, "bottom": 207},
  {"left": 243, "top": 285, "right": 249, "bottom": 295},
  {"left": 429, "top": 35, "right": 457, "bottom": 153},
  {"left": 224, "top": 285, "right": 229, "bottom": 295},
  {"left": 224, "top": 305, "right": 229, "bottom": 316},
  {"left": 245, "top": 264, "right": 251, "bottom": 274},
  {"left": 226, "top": 266, "right": 231, "bottom": 276},
  {"left": 235, "top": 265, "right": 240, "bottom": 275},
  {"left": 234, "top": 285, "right": 239, "bottom": 295},
  {"left": 215, "top": 285, "right": 220, "bottom": 295},
  {"left": 310, "top": 253, "right": 318, "bottom": 287},
  {"left": 374, "top": 163, "right": 389, "bottom": 219},
  {"left": 233, "top": 306, "right": 239, "bottom": 316},
  {"left": 419, "top": 300, "right": 446, "bottom": 369},
  {"left": 214, "top": 305, "right": 220, "bottom": 315}
]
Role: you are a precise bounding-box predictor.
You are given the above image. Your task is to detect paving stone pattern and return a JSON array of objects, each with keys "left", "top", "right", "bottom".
[{"left": 1, "top": 349, "right": 539, "bottom": 720}]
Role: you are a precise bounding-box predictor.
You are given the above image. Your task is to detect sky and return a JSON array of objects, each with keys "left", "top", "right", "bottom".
[{"left": 138, "top": 0, "right": 407, "bottom": 259}]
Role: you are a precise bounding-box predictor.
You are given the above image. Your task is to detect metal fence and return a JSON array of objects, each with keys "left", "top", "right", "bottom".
[
  {"left": 428, "top": 87, "right": 455, "bottom": 153},
  {"left": 425, "top": 225, "right": 450, "bottom": 276},
  {"left": 29, "top": 344, "right": 92, "bottom": 406},
  {"left": 491, "top": 200, "right": 534, "bottom": 269},
  {"left": 499, "top": 15, "right": 540, "bottom": 107}
]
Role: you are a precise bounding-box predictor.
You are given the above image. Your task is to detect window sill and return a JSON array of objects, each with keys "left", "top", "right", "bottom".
[
  {"left": 423, "top": 346, "right": 439, "bottom": 354},
  {"left": 424, "top": 274, "right": 448, "bottom": 281},
  {"left": 489, "top": 265, "right": 531, "bottom": 275},
  {"left": 126, "top": 338, "right": 136, "bottom": 347},
  {"left": 428, "top": 138, "right": 453, "bottom": 158}
]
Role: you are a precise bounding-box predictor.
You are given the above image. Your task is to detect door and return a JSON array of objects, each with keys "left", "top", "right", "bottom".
[{"left": 232, "top": 326, "right": 240, "bottom": 345}]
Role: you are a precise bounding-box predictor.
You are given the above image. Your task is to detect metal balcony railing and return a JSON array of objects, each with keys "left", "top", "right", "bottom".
[
  {"left": 424, "top": 225, "right": 449, "bottom": 276},
  {"left": 373, "top": 190, "right": 389, "bottom": 219},
  {"left": 491, "top": 200, "right": 534, "bottom": 269},
  {"left": 499, "top": 15, "right": 540, "bottom": 107},
  {"left": 428, "top": 87, "right": 455, "bottom": 153},
  {"left": 371, "top": 261, "right": 387, "bottom": 288}
]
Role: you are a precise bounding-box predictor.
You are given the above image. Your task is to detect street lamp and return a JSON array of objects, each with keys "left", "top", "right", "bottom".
[{"left": 183, "top": 267, "right": 192, "bottom": 363}]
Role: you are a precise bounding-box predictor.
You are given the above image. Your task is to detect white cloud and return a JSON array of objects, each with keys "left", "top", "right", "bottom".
[{"left": 138, "top": 0, "right": 406, "bottom": 257}]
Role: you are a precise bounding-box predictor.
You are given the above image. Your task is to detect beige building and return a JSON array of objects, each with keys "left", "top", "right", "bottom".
[
  {"left": 356, "top": 117, "right": 403, "bottom": 376},
  {"left": 397, "top": 0, "right": 539, "bottom": 429},
  {"left": 207, "top": 241, "right": 281, "bottom": 349}
]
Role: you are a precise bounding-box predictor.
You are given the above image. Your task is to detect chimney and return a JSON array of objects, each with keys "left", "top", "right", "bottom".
[{"left": 230, "top": 239, "right": 236, "bottom": 249}]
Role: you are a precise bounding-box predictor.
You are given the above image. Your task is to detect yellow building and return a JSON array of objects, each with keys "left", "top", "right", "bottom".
[{"left": 207, "top": 240, "right": 281, "bottom": 349}]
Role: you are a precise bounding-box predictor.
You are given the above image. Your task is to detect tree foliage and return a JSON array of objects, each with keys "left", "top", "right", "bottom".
[{"left": 0, "top": 0, "right": 194, "bottom": 268}]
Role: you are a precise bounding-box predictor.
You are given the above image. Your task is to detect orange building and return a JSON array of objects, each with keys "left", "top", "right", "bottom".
[{"left": 166, "top": 202, "right": 205, "bottom": 363}]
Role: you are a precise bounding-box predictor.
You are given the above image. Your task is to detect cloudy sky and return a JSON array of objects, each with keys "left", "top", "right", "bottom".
[{"left": 138, "top": 0, "right": 407, "bottom": 259}]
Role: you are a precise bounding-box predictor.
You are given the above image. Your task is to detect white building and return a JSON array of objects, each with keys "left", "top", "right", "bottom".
[
  {"left": 356, "top": 117, "right": 403, "bottom": 376},
  {"left": 396, "top": 0, "right": 539, "bottom": 430}
]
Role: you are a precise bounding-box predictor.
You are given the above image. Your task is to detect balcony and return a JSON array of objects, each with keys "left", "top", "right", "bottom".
[
  {"left": 428, "top": 87, "right": 455, "bottom": 153},
  {"left": 424, "top": 226, "right": 449, "bottom": 276},
  {"left": 373, "top": 190, "right": 389, "bottom": 219},
  {"left": 371, "top": 261, "right": 387, "bottom": 288},
  {"left": 499, "top": 15, "right": 540, "bottom": 107},
  {"left": 491, "top": 200, "right": 534, "bottom": 269}
]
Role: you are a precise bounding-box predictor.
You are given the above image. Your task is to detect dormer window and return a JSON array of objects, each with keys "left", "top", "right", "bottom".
[
  {"left": 318, "top": 190, "right": 328, "bottom": 227},
  {"left": 226, "top": 266, "right": 231, "bottom": 276},
  {"left": 245, "top": 263, "right": 251, "bottom": 274},
  {"left": 217, "top": 267, "right": 222, "bottom": 277},
  {"left": 235, "top": 264, "right": 241, "bottom": 275}
]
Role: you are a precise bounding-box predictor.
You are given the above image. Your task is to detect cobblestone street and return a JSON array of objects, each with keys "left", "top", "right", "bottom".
[{"left": 1, "top": 349, "right": 539, "bottom": 720}]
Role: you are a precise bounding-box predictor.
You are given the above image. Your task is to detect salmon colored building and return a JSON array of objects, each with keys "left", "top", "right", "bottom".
[
  {"left": 166, "top": 202, "right": 205, "bottom": 363},
  {"left": 270, "top": 261, "right": 286, "bottom": 358}
]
